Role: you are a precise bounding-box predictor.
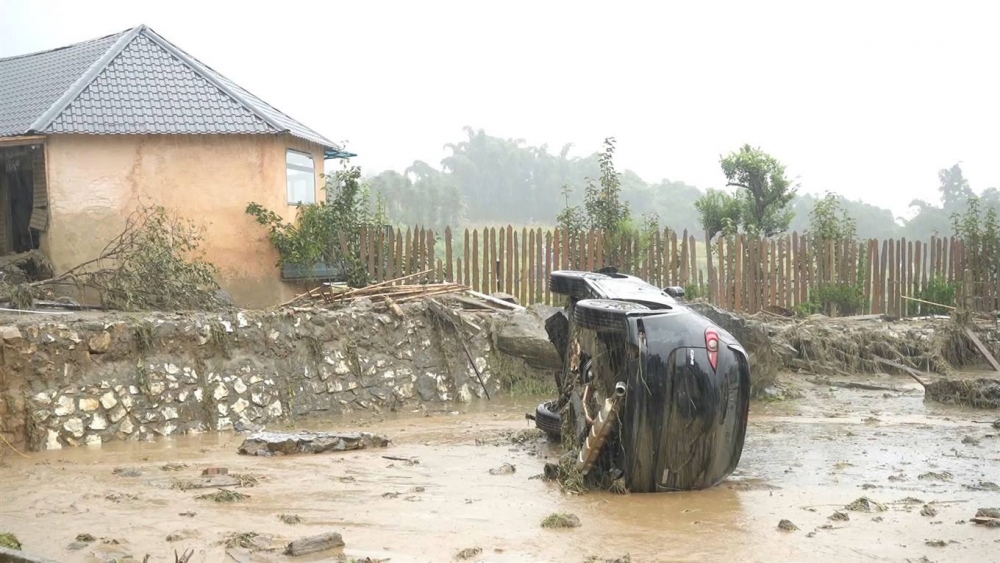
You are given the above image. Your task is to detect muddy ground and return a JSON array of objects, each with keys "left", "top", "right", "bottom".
[{"left": 1, "top": 372, "right": 998, "bottom": 563}]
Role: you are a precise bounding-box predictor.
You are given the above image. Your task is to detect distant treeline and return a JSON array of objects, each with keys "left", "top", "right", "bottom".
[{"left": 363, "top": 128, "right": 1000, "bottom": 240}]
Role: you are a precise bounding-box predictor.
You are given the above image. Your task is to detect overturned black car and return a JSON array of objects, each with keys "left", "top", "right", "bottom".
[{"left": 536, "top": 270, "right": 751, "bottom": 492}]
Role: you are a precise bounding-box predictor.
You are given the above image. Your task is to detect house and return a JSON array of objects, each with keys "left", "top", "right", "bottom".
[{"left": 0, "top": 24, "right": 351, "bottom": 307}]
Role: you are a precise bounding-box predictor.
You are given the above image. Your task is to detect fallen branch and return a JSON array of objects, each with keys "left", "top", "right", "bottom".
[
  {"left": 901, "top": 294, "right": 956, "bottom": 311},
  {"left": 466, "top": 290, "right": 525, "bottom": 311},
  {"left": 872, "top": 356, "right": 929, "bottom": 387}
]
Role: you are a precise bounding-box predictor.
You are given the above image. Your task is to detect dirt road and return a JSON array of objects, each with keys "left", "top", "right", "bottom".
[{"left": 1, "top": 373, "right": 998, "bottom": 563}]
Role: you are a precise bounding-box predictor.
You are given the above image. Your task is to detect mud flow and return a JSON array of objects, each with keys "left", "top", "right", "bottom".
[{"left": 1, "top": 373, "right": 998, "bottom": 563}]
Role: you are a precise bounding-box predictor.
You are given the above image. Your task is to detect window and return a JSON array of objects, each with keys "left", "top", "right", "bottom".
[{"left": 286, "top": 150, "right": 315, "bottom": 204}]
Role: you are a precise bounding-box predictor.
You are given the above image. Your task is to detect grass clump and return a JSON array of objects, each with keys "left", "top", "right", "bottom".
[
  {"left": 0, "top": 532, "right": 21, "bottom": 550},
  {"left": 541, "top": 512, "right": 581, "bottom": 529},
  {"left": 197, "top": 489, "right": 248, "bottom": 503}
]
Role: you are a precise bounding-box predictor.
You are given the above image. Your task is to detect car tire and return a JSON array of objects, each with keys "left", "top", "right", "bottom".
[
  {"left": 574, "top": 299, "right": 650, "bottom": 333},
  {"left": 534, "top": 400, "right": 562, "bottom": 439},
  {"left": 549, "top": 271, "right": 607, "bottom": 299}
]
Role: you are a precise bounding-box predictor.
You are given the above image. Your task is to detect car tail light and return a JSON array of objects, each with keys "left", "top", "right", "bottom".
[{"left": 705, "top": 327, "right": 719, "bottom": 371}]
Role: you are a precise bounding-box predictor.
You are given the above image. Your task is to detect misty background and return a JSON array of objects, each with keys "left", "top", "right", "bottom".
[{"left": 2, "top": 0, "right": 998, "bottom": 238}]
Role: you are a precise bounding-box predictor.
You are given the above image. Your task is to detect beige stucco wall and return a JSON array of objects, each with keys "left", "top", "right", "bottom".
[{"left": 42, "top": 134, "right": 323, "bottom": 308}]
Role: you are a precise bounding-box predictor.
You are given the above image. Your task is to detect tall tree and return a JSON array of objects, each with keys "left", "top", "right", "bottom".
[{"left": 720, "top": 144, "right": 797, "bottom": 236}]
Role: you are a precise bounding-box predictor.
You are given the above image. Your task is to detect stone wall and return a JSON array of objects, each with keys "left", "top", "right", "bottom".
[{"left": 0, "top": 301, "right": 499, "bottom": 452}]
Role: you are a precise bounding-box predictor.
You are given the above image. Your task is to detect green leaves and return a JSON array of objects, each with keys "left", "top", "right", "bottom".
[
  {"left": 719, "top": 144, "right": 797, "bottom": 237},
  {"left": 809, "top": 192, "right": 857, "bottom": 242}
]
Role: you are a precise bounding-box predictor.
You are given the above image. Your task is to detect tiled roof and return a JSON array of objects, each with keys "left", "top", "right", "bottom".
[{"left": 0, "top": 25, "right": 346, "bottom": 155}]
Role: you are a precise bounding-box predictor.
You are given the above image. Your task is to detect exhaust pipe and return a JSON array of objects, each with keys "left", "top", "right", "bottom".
[{"left": 575, "top": 382, "right": 627, "bottom": 475}]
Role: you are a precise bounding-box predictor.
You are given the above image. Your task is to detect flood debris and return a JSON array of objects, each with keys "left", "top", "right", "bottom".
[
  {"left": 961, "top": 435, "right": 981, "bottom": 446},
  {"left": 921, "top": 505, "right": 939, "bottom": 517},
  {"left": 777, "top": 519, "right": 799, "bottom": 531},
  {"left": 488, "top": 463, "right": 516, "bottom": 475},
  {"left": 171, "top": 475, "right": 240, "bottom": 491},
  {"left": 223, "top": 532, "right": 267, "bottom": 550},
  {"left": 965, "top": 481, "right": 1000, "bottom": 492},
  {"left": 541, "top": 513, "right": 581, "bottom": 529},
  {"left": 584, "top": 556, "right": 632, "bottom": 563},
  {"left": 279, "top": 514, "right": 303, "bottom": 524},
  {"left": 382, "top": 455, "right": 419, "bottom": 465},
  {"left": 973, "top": 508, "right": 1000, "bottom": 528},
  {"left": 829, "top": 511, "right": 850, "bottom": 522},
  {"left": 918, "top": 471, "right": 953, "bottom": 482},
  {"left": 161, "top": 463, "right": 188, "bottom": 471},
  {"left": 456, "top": 546, "right": 482, "bottom": 559},
  {"left": 196, "top": 489, "right": 248, "bottom": 503},
  {"left": 925, "top": 539, "right": 947, "bottom": 547},
  {"left": 845, "top": 497, "right": 887, "bottom": 512},
  {"left": 202, "top": 467, "right": 228, "bottom": 476},
  {"left": 283, "top": 532, "right": 345, "bottom": 556},
  {"left": 112, "top": 466, "right": 143, "bottom": 477},
  {"left": 237, "top": 431, "right": 389, "bottom": 456},
  {"left": 0, "top": 533, "right": 22, "bottom": 550},
  {"left": 923, "top": 378, "right": 1000, "bottom": 409}
]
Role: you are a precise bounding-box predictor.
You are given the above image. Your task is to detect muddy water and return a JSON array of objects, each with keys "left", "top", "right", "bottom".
[{"left": 2, "top": 374, "right": 998, "bottom": 563}]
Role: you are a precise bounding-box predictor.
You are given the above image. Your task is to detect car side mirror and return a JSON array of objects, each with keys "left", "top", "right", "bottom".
[{"left": 663, "top": 286, "right": 685, "bottom": 298}]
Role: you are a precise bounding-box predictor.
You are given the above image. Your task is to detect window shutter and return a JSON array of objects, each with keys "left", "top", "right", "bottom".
[{"left": 29, "top": 148, "right": 48, "bottom": 231}]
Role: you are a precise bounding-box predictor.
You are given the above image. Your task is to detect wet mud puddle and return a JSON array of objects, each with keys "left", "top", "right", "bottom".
[{"left": 1, "top": 374, "right": 998, "bottom": 563}]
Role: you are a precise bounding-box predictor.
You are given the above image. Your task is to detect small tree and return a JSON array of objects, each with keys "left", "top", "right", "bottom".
[
  {"left": 951, "top": 196, "right": 1000, "bottom": 311},
  {"left": 694, "top": 189, "right": 742, "bottom": 241},
  {"left": 246, "top": 165, "right": 388, "bottom": 287},
  {"left": 720, "top": 144, "right": 796, "bottom": 237}
]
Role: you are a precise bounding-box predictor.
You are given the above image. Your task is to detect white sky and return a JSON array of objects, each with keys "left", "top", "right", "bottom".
[{"left": 2, "top": 0, "right": 998, "bottom": 218}]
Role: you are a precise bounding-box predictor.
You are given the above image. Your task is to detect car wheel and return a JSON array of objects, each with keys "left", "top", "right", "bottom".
[
  {"left": 574, "top": 299, "right": 650, "bottom": 333},
  {"left": 534, "top": 400, "right": 562, "bottom": 439},
  {"left": 549, "top": 270, "right": 607, "bottom": 299}
]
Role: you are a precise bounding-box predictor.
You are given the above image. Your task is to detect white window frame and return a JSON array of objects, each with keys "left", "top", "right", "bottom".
[{"left": 286, "top": 149, "right": 316, "bottom": 204}]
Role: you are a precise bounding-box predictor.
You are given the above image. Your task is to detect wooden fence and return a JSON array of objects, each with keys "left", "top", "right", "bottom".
[{"left": 353, "top": 226, "right": 998, "bottom": 316}]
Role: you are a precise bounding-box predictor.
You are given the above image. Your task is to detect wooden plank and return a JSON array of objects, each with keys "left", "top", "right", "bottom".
[
  {"left": 513, "top": 230, "right": 520, "bottom": 301},
  {"left": 879, "top": 240, "right": 888, "bottom": 314},
  {"left": 521, "top": 228, "right": 529, "bottom": 304},
  {"left": 863, "top": 240, "right": 873, "bottom": 314},
  {"left": 490, "top": 227, "right": 498, "bottom": 293},
  {"left": 769, "top": 239, "right": 777, "bottom": 306},
  {"left": 427, "top": 229, "right": 436, "bottom": 282},
  {"left": 463, "top": 229, "right": 471, "bottom": 288},
  {"left": 481, "top": 228, "right": 490, "bottom": 294},
  {"left": 472, "top": 229, "right": 480, "bottom": 293},
  {"left": 436, "top": 258, "right": 443, "bottom": 283},
  {"left": 284, "top": 533, "right": 345, "bottom": 556},
  {"left": 404, "top": 228, "right": 412, "bottom": 276},
  {"left": 536, "top": 228, "right": 544, "bottom": 302},
  {"left": 389, "top": 228, "right": 398, "bottom": 281},
  {"left": 528, "top": 229, "right": 536, "bottom": 303},
  {"left": 734, "top": 234, "right": 743, "bottom": 312},
  {"left": 552, "top": 229, "right": 560, "bottom": 287},
  {"left": 913, "top": 242, "right": 922, "bottom": 312},
  {"left": 963, "top": 326, "right": 1000, "bottom": 373},
  {"left": 445, "top": 227, "right": 454, "bottom": 283},
  {"left": 596, "top": 229, "right": 604, "bottom": 270},
  {"left": 506, "top": 226, "right": 514, "bottom": 295},
  {"left": 585, "top": 230, "right": 594, "bottom": 272},
  {"left": 545, "top": 230, "right": 552, "bottom": 305},
  {"left": 456, "top": 258, "right": 463, "bottom": 286},
  {"left": 679, "top": 229, "right": 689, "bottom": 285},
  {"left": 394, "top": 229, "right": 404, "bottom": 282},
  {"left": 497, "top": 229, "right": 505, "bottom": 292},
  {"left": 717, "top": 235, "right": 726, "bottom": 308},
  {"left": 785, "top": 235, "right": 793, "bottom": 308},
  {"left": 689, "top": 233, "right": 697, "bottom": 290},
  {"left": 906, "top": 240, "right": 914, "bottom": 316}
]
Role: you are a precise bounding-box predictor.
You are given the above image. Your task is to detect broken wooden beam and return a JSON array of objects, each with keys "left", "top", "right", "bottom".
[
  {"left": 962, "top": 326, "right": 1000, "bottom": 374},
  {"left": 284, "top": 532, "right": 345, "bottom": 556},
  {"left": 237, "top": 431, "right": 389, "bottom": 457},
  {"left": 872, "top": 356, "right": 930, "bottom": 387},
  {"left": 466, "top": 290, "right": 525, "bottom": 311}
]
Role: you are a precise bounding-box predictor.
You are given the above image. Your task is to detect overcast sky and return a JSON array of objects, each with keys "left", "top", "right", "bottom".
[{"left": 2, "top": 0, "right": 998, "bottom": 218}]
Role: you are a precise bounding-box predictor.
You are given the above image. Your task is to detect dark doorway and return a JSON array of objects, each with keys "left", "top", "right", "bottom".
[{"left": 1, "top": 148, "right": 41, "bottom": 254}]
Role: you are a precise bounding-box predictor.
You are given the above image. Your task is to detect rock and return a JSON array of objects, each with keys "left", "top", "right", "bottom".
[
  {"left": 85, "top": 434, "right": 102, "bottom": 446},
  {"left": 493, "top": 304, "right": 562, "bottom": 369},
  {"left": 921, "top": 505, "right": 939, "bottom": 517},
  {"left": 213, "top": 383, "right": 229, "bottom": 401},
  {"left": 489, "top": 463, "right": 516, "bottom": 475},
  {"left": 32, "top": 392, "right": 51, "bottom": 406},
  {"left": 232, "top": 398, "right": 249, "bottom": 414},
  {"left": 237, "top": 431, "right": 389, "bottom": 456},
  {"left": 234, "top": 379, "right": 248, "bottom": 394},
  {"left": 63, "top": 417, "right": 85, "bottom": 437},
  {"left": 79, "top": 397, "right": 100, "bottom": 412},
  {"left": 54, "top": 395, "right": 75, "bottom": 416},
  {"left": 456, "top": 547, "right": 483, "bottom": 559},
  {"left": 46, "top": 429, "right": 62, "bottom": 449},
  {"left": 202, "top": 467, "right": 228, "bottom": 476},
  {"left": 148, "top": 381, "right": 165, "bottom": 396},
  {"left": 120, "top": 417, "right": 134, "bottom": 434},
  {"left": 108, "top": 405, "right": 127, "bottom": 423},
  {"left": 88, "top": 331, "right": 112, "bottom": 353},
  {"left": 90, "top": 413, "right": 108, "bottom": 430},
  {"left": 266, "top": 400, "right": 283, "bottom": 418},
  {"left": 284, "top": 532, "right": 344, "bottom": 556},
  {"left": 163, "top": 407, "right": 179, "bottom": 421},
  {"left": 0, "top": 325, "right": 23, "bottom": 343},
  {"left": 99, "top": 391, "right": 118, "bottom": 410},
  {"left": 777, "top": 519, "right": 799, "bottom": 531}
]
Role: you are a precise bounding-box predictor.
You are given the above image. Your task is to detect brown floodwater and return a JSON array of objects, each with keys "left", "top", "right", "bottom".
[{"left": 1, "top": 373, "right": 998, "bottom": 563}]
